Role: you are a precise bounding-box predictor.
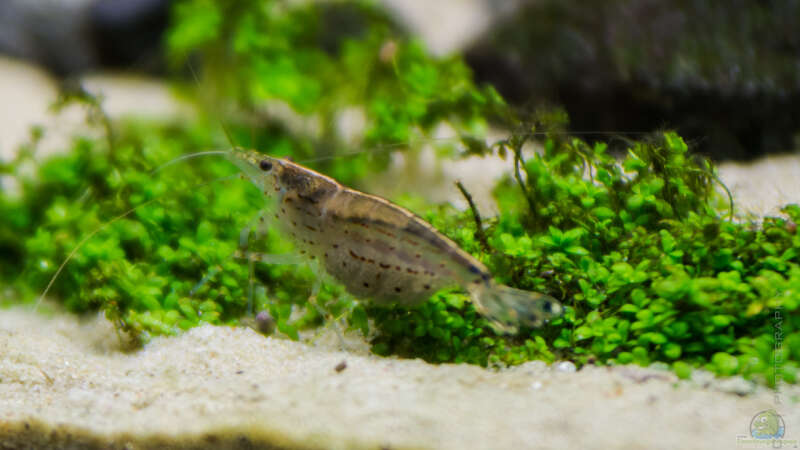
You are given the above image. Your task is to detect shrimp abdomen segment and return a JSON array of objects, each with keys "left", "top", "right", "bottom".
[{"left": 314, "top": 189, "right": 488, "bottom": 306}]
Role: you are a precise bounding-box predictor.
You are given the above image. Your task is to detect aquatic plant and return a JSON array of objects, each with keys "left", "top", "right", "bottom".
[{"left": 0, "top": 0, "right": 797, "bottom": 387}]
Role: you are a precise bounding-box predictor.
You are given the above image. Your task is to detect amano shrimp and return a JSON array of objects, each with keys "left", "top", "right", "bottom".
[{"left": 224, "top": 148, "right": 562, "bottom": 333}]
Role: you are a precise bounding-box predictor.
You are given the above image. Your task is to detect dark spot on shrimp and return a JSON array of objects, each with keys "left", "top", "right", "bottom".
[
  {"left": 259, "top": 160, "right": 273, "bottom": 171},
  {"left": 376, "top": 229, "right": 395, "bottom": 238},
  {"left": 298, "top": 193, "right": 321, "bottom": 204},
  {"left": 424, "top": 284, "right": 430, "bottom": 290},
  {"left": 394, "top": 287, "right": 402, "bottom": 293},
  {"left": 363, "top": 282, "right": 369, "bottom": 288}
]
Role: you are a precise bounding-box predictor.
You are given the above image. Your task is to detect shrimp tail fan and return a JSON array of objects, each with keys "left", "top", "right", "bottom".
[{"left": 469, "top": 283, "right": 562, "bottom": 334}]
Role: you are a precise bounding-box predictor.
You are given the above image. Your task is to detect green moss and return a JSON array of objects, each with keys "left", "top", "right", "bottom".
[
  {"left": 406, "top": 131, "right": 798, "bottom": 383},
  {"left": 0, "top": 0, "right": 798, "bottom": 388},
  {"left": 166, "top": 0, "right": 503, "bottom": 185}
]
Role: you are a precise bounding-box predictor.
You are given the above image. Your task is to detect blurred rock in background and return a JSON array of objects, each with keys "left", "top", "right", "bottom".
[
  {"left": 461, "top": 0, "right": 800, "bottom": 160},
  {"left": 89, "top": 0, "right": 169, "bottom": 70},
  {"left": 0, "top": 0, "right": 168, "bottom": 76}
]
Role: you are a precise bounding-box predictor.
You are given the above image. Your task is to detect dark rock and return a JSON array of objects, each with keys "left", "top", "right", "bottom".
[
  {"left": 465, "top": 0, "right": 800, "bottom": 160},
  {"left": 89, "top": 0, "right": 169, "bottom": 70},
  {"left": 0, "top": 0, "right": 168, "bottom": 76},
  {"left": 0, "top": 0, "right": 94, "bottom": 75}
]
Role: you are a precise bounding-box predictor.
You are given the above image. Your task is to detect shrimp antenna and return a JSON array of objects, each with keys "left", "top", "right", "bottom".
[
  {"left": 34, "top": 174, "right": 239, "bottom": 311},
  {"left": 151, "top": 150, "right": 230, "bottom": 174}
]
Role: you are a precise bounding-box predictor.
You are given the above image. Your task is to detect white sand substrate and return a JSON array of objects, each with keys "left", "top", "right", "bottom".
[{"left": 1, "top": 308, "right": 797, "bottom": 449}]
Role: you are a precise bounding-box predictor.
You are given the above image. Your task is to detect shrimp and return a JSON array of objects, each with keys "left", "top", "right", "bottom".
[{"left": 224, "top": 148, "right": 562, "bottom": 333}]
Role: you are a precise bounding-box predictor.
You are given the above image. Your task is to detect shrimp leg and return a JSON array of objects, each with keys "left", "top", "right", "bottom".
[{"left": 191, "top": 212, "right": 303, "bottom": 312}]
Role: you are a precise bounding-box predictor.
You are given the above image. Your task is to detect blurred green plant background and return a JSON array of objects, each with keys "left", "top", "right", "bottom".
[{"left": 0, "top": 0, "right": 798, "bottom": 387}]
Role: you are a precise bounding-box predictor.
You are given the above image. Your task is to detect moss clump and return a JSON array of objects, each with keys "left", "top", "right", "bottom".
[
  {"left": 0, "top": 0, "right": 798, "bottom": 387},
  {"left": 368, "top": 130, "right": 799, "bottom": 386}
]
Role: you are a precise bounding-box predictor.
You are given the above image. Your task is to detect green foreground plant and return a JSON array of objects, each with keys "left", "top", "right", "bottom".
[{"left": 0, "top": 0, "right": 797, "bottom": 387}]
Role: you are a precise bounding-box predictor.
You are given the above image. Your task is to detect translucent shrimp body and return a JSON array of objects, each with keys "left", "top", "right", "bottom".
[{"left": 226, "top": 149, "right": 562, "bottom": 333}]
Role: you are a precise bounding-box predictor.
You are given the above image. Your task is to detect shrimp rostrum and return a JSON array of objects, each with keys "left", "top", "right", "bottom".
[{"left": 226, "top": 148, "right": 562, "bottom": 333}]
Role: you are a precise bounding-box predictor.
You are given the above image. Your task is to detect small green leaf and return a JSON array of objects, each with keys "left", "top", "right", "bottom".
[
  {"left": 350, "top": 305, "right": 369, "bottom": 336},
  {"left": 673, "top": 361, "right": 692, "bottom": 379},
  {"left": 663, "top": 343, "right": 682, "bottom": 360},
  {"left": 566, "top": 245, "right": 589, "bottom": 256},
  {"left": 627, "top": 194, "right": 644, "bottom": 210},
  {"left": 616, "top": 352, "right": 633, "bottom": 364},
  {"left": 553, "top": 338, "right": 570, "bottom": 349},
  {"left": 591, "top": 206, "right": 616, "bottom": 220},
  {"left": 711, "top": 352, "right": 739, "bottom": 375},
  {"left": 574, "top": 326, "right": 593, "bottom": 340},
  {"left": 711, "top": 315, "right": 732, "bottom": 327}
]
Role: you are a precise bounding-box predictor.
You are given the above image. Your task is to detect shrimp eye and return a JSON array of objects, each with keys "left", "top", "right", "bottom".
[{"left": 259, "top": 160, "right": 273, "bottom": 171}]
